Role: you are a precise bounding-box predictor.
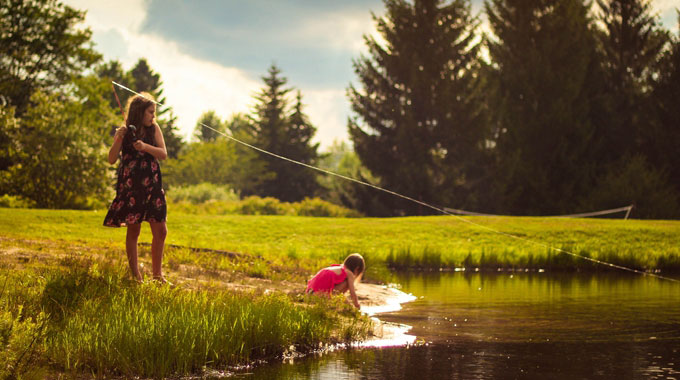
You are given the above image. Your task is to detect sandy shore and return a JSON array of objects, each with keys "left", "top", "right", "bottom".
[{"left": 355, "top": 283, "right": 417, "bottom": 346}]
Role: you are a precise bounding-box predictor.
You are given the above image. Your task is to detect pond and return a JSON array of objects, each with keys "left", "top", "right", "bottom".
[{"left": 233, "top": 272, "right": 680, "bottom": 379}]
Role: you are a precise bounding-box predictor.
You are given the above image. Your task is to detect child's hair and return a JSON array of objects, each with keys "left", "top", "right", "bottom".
[
  {"left": 125, "top": 92, "right": 156, "bottom": 139},
  {"left": 344, "top": 253, "right": 365, "bottom": 276}
]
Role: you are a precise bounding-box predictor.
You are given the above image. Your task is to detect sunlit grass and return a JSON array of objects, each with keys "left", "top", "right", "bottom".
[
  {"left": 2, "top": 207, "right": 679, "bottom": 273},
  {"left": 1, "top": 257, "right": 371, "bottom": 378}
]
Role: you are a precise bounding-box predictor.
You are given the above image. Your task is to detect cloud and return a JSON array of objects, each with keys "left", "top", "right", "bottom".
[
  {"left": 301, "top": 88, "right": 351, "bottom": 148},
  {"left": 64, "top": 0, "right": 263, "bottom": 141},
  {"left": 63, "top": 0, "right": 382, "bottom": 149}
]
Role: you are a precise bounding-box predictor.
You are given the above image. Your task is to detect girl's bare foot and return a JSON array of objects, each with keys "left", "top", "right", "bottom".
[
  {"left": 132, "top": 272, "right": 143, "bottom": 283},
  {"left": 153, "top": 276, "right": 172, "bottom": 286}
]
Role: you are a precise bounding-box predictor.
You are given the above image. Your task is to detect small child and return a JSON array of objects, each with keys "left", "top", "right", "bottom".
[{"left": 306, "top": 253, "right": 365, "bottom": 309}]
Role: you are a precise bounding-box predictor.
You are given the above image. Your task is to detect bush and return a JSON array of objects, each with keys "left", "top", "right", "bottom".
[
  {"left": 294, "top": 197, "right": 362, "bottom": 217},
  {"left": 166, "top": 183, "right": 239, "bottom": 204},
  {"left": 581, "top": 155, "right": 680, "bottom": 219},
  {"left": 238, "top": 196, "right": 293, "bottom": 215},
  {"left": 166, "top": 195, "right": 362, "bottom": 217},
  {"left": 0, "top": 194, "right": 36, "bottom": 208}
]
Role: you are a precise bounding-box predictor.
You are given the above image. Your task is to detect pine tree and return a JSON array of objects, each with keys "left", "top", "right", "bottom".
[
  {"left": 596, "top": 0, "right": 670, "bottom": 159},
  {"left": 96, "top": 60, "right": 135, "bottom": 115},
  {"left": 250, "top": 65, "right": 320, "bottom": 201},
  {"left": 194, "top": 111, "right": 224, "bottom": 142},
  {"left": 649, "top": 16, "right": 680, "bottom": 195},
  {"left": 285, "top": 91, "right": 321, "bottom": 199},
  {"left": 485, "top": 0, "right": 603, "bottom": 214},
  {"left": 348, "top": 0, "right": 488, "bottom": 216}
]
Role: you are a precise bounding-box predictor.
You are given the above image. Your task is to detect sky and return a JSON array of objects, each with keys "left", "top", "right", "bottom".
[{"left": 64, "top": 0, "right": 678, "bottom": 150}]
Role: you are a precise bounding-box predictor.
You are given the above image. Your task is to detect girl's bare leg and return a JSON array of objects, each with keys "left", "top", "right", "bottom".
[
  {"left": 149, "top": 221, "right": 168, "bottom": 281},
  {"left": 126, "top": 224, "right": 143, "bottom": 282}
]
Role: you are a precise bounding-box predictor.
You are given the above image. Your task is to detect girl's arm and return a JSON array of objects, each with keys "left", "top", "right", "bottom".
[
  {"left": 133, "top": 123, "right": 168, "bottom": 160},
  {"left": 345, "top": 271, "right": 361, "bottom": 309},
  {"left": 108, "top": 126, "right": 127, "bottom": 164}
]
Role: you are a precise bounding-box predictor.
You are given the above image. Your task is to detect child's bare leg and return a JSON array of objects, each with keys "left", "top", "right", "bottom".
[
  {"left": 126, "top": 224, "right": 143, "bottom": 282},
  {"left": 149, "top": 221, "right": 167, "bottom": 280}
]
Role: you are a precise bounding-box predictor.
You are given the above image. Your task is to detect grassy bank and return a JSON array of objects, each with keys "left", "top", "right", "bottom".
[
  {"left": 2, "top": 207, "right": 679, "bottom": 377},
  {"left": 0, "top": 243, "right": 370, "bottom": 379},
  {"left": 1, "top": 207, "right": 679, "bottom": 273}
]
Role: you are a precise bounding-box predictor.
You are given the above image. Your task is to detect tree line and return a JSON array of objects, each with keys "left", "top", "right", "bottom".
[
  {"left": 348, "top": 0, "right": 680, "bottom": 218},
  {"left": 1, "top": 0, "right": 678, "bottom": 219}
]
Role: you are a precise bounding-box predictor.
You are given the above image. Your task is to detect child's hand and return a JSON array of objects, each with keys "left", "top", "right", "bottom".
[
  {"left": 133, "top": 140, "right": 147, "bottom": 152},
  {"left": 114, "top": 125, "right": 127, "bottom": 142}
]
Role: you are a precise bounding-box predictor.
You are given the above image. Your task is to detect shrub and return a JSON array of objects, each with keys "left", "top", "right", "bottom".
[
  {"left": 237, "top": 196, "right": 293, "bottom": 215},
  {"left": 294, "top": 197, "right": 362, "bottom": 217},
  {"left": 167, "top": 195, "right": 361, "bottom": 217},
  {"left": 581, "top": 155, "right": 680, "bottom": 219},
  {"left": 166, "top": 183, "right": 239, "bottom": 204},
  {"left": 0, "top": 194, "right": 36, "bottom": 208}
]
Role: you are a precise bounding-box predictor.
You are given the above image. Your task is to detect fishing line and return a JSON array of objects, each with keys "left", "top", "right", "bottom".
[{"left": 111, "top": 81, "right": 679, "bottom": 284}]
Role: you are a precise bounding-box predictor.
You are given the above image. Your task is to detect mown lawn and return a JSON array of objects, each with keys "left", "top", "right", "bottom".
[{"left": 2, "top": 207, "right": 679, "bottom": 273}]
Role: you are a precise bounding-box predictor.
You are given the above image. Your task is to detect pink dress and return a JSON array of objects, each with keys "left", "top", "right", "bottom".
[{"left": 306, "top": 265, "right": 347, "bottom": 294}]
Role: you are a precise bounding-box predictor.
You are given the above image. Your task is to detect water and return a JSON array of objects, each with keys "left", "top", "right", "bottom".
[{"left": 235, "top": 272, "right": 680, "bottom": 379}]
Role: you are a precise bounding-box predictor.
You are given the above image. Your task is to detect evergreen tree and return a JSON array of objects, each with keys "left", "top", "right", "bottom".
[
  {"left": 285, "top": 91, "right": 321, "bottom": 198},
  {"left": 194, "top": 111, "right": 224, "bottom": 142},
  {"left": 649, "top": 16, "right": 680, "bottom": 195},
  {"left": 225, "top": 113, "right": 275, "bottom": 196},
  {"left": 96, "top": 60, "right": 135, "bottom": 115},
  {"left": 348, "top": 0, "right": 488, "bottom": 216},
  {"left": 485, "top": 0, "right": 603, "bottom": 214},
  {"left": 596, "top": 0, "right": 670, "bottom": 160},
  {"left": 250, "top": 65, "right": 320, "bottom": 202}
]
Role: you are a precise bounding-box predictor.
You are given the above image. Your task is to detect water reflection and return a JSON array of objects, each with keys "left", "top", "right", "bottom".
[{"left": 236, "top": 272, "right": 680, "bottom": 379}]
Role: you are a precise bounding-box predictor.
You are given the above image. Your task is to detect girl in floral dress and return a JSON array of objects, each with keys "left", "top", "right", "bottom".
[{"left": 104, "top": 93, "right": 168, "bottom": 283}]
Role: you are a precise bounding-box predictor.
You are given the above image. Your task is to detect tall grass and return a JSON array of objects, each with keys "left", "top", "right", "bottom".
[{"left": 1, "top": 259, "right": 371, "bottom": 379}]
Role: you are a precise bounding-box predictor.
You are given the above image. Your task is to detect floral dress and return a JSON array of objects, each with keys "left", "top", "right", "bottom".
[{"left": 103, "top": 126, "right": 167, "bottom": 227}]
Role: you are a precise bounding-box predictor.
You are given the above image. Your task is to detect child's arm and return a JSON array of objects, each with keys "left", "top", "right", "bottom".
[
  {"left": 108, "top": 126, "right": 126, "bottom": 164},
  {"left": 133, "top": 123, "right": 167, "bottom": 160},
  {"left": 346, "top": 271, "right": 360, "bottom": 309}
]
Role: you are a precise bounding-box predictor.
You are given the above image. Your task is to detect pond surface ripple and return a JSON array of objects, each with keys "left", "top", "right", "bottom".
[{"left": 234, "top": 272, "right": 680, "bottom": 379}]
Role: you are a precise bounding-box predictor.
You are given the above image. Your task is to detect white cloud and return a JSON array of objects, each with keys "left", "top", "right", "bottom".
[
  {"left": 64, "top": 0, "right": 365, "bottom": 148},
  {"left": 64, "top": 0, "right": 262, "bottom": 141},
  {"left": 301, "top": 88, "right": 351, "bottom": 149},
  {"left": 67, "top": 0, "right": 147, "bottom": 33},
  {"left": 292, "top": 9, "right": 379, "bottom": 54}
]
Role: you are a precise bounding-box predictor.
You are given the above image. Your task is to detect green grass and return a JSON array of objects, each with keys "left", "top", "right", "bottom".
[
  {"left": 1, "top": 207, "right": 679, "bottom": 377},
  {"left": 2, "top": 207, "right": 679, "bottom": 273},
  {"left": 0, "top": 256, "right": 371, "bottom": 378}
]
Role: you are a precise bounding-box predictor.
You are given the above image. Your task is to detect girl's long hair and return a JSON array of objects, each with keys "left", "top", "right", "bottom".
[{"left": 125, "top": 93, "right": 155, "bottom": 140}]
